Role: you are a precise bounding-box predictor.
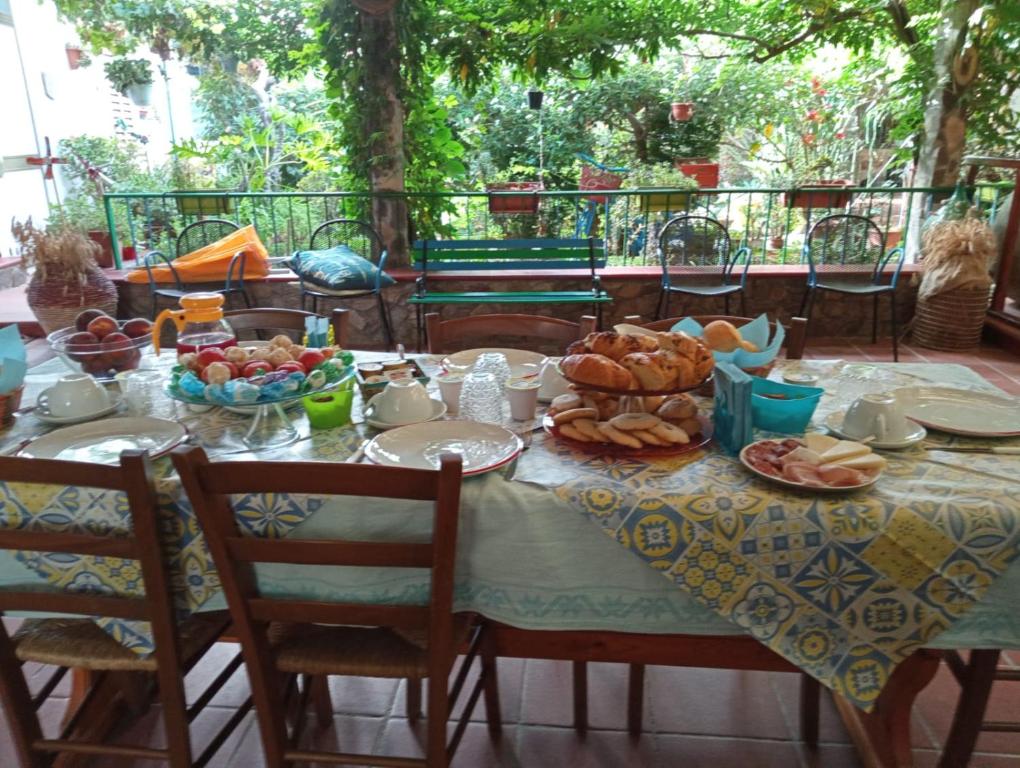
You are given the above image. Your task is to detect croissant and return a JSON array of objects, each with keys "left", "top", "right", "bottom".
[
  {"left": 585, "top": 332, "right": 658, "bottom": 360},
  {"left": 560, "top": 354, "right": 636, "bottom": 390},
  {"left": 564, "top": 340, "right": 587, "bottom": 356},
  {"left": 693, "top": 348, "right": 716, "bottom": 381},
  {"left": 619, "top": 352, "right": 675, "bottom": 390},
  {"left": 655, "top": 331, "right": 704, "bottom": 359}
]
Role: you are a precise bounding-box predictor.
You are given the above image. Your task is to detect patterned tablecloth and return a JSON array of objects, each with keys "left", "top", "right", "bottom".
[{"left": 1, "top": 353, "right": 1019, "bottom": 711}]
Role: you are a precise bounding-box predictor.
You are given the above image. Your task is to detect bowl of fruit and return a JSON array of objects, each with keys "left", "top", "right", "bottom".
[
  {"left": 47, "top": 310, "right": 154, "bottom": 380},
  {"left": 167, "top": 334, "right": 355, "bottom": 407}
]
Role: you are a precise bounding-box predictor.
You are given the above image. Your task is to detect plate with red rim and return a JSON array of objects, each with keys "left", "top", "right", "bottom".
[
  {"left": 739, "top": 438, "right": 882, "bottom": 493},
  {"left": 364, "top": 420, "right": 523, "bottom": 476},
  {"left": 543, "top": 414, "right": 713, "bottom": 457},
  {"left": 893, "top": 386, "right": 1020, "bottom": 437}
]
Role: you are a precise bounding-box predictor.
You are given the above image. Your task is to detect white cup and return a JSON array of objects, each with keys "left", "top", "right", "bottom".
[
  {"left": 505, "top": 379, "right": 541, "bottom": 421},
  {"left": 39, "top": 373, "right": 109, "bottom": 418},
  {"left": 436, "top": 373, "right": 465, "bottom": 415},
  {"left": 369, "top": 379, "right": 434, "bottom": 425},
  {"left": 842, "top": 393, "right": 911, "bottom": 442}
]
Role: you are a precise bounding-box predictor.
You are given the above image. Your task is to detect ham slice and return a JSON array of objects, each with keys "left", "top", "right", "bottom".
[
  {"left": 782, "top": 462, "right": 826, "bottom": 487},
  {"left": 816, "top": 464, "right": 870, "bottom": 487}
]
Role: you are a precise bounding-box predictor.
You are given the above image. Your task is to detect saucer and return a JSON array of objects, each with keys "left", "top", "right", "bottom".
[
  {"left": 824, "top": 411, "right": 926, "bottom": 450},
  {"left": 34, "top": 394, "right": 122, "bottom": 425},
  {"left": 363, "top": 398, "right": 447, "bottom": 430}
]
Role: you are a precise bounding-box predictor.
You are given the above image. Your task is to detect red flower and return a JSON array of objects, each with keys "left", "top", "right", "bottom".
[
  {"left": 835, "top": 131, "right": 846, "bottom": 140},
  {"left": 806, "top": 109, "right": 819, "bottom": 122},
  {"left": 802, "top": 133, "right": 816, "bottom": 146},
  {"left": 811, "top": 76, "right": 823, "bottom": 92}
]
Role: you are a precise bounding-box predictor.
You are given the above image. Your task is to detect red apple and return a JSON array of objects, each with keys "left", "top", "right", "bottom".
[
  {"left": 86, "top": 315, "right": 119, "bottom": 340},
  {"left": 297, "top": 350, "right": 325, "bottom": 370},
  {"left": 75, "top": 308, "right": 108, "bottom": 332},
  {"left": 242, "top": 360, "right": 272, "bottom": 378},
  {"left": 276, "top": 361, "right": 306, "bottom": 375},
  {"left": 115, "top": 347, "right": 142, "bottom": 371},
  {"left": 196, "top": 348, "right": 227, "bottom": 368},
  {"left": 101, "top": 332, "right": 133, "bottom": 366},
  {"left": 122, "top": 318, "right": 153, "bottom": 339},
  {"left": 81, "top": 354, "right": 111, "bottom": 375}
]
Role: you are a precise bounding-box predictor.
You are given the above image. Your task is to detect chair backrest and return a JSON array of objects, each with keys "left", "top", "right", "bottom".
[
  {"left": 176, "top": 219, "right": 240, "bottom": 258},
  {"left": 225, "top": 308, "right": 350, "bottom": 347},
  {"left": 309, "top": 219, "right": 383, "bottom": 264},
  {"left": 0, "top": 452, "right": 184, "bottom": 760},
  {"left": 425, "top": 312, "right": 597, "bottom": 355},
  {"left": 140, "top": 250, "right": 183, "bottom": 291},
  {"left": 659, "top": 215, "right": 733, "bottom": 277},
  {"left": 804, "top": 214, "right": 888, "bottom": 279},
  {"left": 624, "top": 314, "right": 808, "bottom": 360},
  {"left": 171, "top": 445, "right": 464, "bottom": 709}
]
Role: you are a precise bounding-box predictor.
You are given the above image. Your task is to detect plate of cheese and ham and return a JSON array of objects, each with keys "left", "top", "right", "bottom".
[{"left": 739, "top": 433, "right": 886, "bottom": 491}]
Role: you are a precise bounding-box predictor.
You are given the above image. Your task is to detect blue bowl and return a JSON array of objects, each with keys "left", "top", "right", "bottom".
[{"left": 750, "top": 377, "right": 824, "bottom": 434}]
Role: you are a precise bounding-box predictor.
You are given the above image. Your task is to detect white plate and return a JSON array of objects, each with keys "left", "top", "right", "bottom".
[
  {"left": 443, "top": 348, "right": 548, "bottom": 370},
  {"left": 739, "top": 440, "right": 881, "bottom": 493},
  {"left": 34, "top": 394, "right": 123, "bottom": 425},
  {"left": 364, "top": 398, "right": 447, "bottom": 430},
  {"left": 824, "top": 411, "right": 927, "bottom": 450},
  {"left": 365, "top": 420, "right": 523, "bottom": 476},
  {"left": 18, "top": 417, "right": 188, "bottom": 464},
  {"left": 894, "top": 386, "right": 1020, "bottom": 437}
]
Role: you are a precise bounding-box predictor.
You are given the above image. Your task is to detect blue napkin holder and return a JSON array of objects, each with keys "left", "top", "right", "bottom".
[
  {"left": 713, "top": 362, "right": 753, "bottom": 455},
  {"left": 750, "top": 377, "right": 824, "bottom": 434}
]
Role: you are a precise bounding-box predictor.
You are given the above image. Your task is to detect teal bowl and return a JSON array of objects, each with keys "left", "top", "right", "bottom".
[{"left": 751, "top": 377, "right": 824, "bottom": 434}]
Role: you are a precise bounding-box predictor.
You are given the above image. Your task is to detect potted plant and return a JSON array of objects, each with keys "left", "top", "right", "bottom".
[
  {"left": 65, "top": 43, "right": 86, "bottom": 70},
  {"left": 170, "top": 157, "right": 235, "bottom": 216},
  {"left": 11, "top": 219, "right": 118, "bottom": 334},
  {"left": 661, "top": 104, "right": 722, "bottom": 189},
  {"left": 783, "top": 180, "right": 853, "bottom": 209},
  {"left": 104, "top": 58, "right": 154, "bottom": 106},
  {"left": 528, "top": 90, "right": 544, "bottom": 110},
  {"left": 486, "top": 181, "right": 544, "bottom": 214},
  {"left": 628, "top": 164, "right": 699, "bottom": 213},
  {"left": 671, "top": 102, "right": 693, "bottom": 122}
]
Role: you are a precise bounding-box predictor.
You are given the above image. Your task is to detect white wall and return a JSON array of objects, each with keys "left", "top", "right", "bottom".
[{"left": 0, "top": 0, "right": 196, "bottom": 259}]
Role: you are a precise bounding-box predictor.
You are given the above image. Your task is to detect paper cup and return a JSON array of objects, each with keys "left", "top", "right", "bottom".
[
  {"left": 505, "top": 379, "right": 541, "bottom": 421},
  {"left": 436, "top": 373, "right": 465, "bottom": 415}
]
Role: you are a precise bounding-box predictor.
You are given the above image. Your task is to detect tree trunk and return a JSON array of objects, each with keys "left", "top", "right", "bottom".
[
  {"left": 624, "top": 113, "right": 649, "bottom": 163},
  {"left": 360, "top": 7, "right": 410, "bottom": 266},
  {"left": 907, "top": 0, "right": 978, "bottom": 258}
]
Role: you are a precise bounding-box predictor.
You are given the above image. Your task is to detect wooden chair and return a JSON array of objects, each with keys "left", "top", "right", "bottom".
[
  {"left": 425, "top": 312, "right": 597, "bottom": 356},
  {"left": 798, "top": 213, "right": 908, "bottom": 360},
  {"left": 623, "top": 314, "right": 808, "bottom": 360},
  {"left": 304, "top": 218, "right": 394, "bottom": 350},
  {"left": 224, "top": 307, "right": 350, "bottom": 347},
  {"left": 938, "top": 649, "right": 1020, "bottom": 767},
  {"left": 141, "top": 219, "right": 252, "bottom": 318},
  {"left": 0, "top": 451, "right": 243, "bottom": 767},
  {"left": 656, "top": 214, "right": 750, "bottom": 320},
  {"left": 171, "top": 446, "right": 501, "bottom": 768}
]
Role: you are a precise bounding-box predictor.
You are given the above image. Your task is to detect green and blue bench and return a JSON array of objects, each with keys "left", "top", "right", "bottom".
[{"left": 408, "top": 237, "right": 611, "bottom": 348}]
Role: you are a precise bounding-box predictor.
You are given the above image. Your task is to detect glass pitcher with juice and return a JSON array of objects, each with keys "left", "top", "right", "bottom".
[{"left": 152, "top": 292, "right": 237, "bottom": 355}]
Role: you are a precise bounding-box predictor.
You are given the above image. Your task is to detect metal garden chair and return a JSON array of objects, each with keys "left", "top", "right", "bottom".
[
  {"left": 798, "top": 213, "right": 908, "bottom": 361},
  {"left": 305, "top": 218, "right": 394, "bottom": 349},
  {"left": 140, "top": 219, "right": 251, "bottom": 318},
  {"left": 656, "top": 214, "right": 750, "bottom": 319}
]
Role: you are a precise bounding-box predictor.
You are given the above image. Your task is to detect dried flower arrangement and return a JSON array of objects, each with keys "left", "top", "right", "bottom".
[
  {"left": 918, "top": 214, "right": 996, "bottom": 301},
  {"left": 11, "top": 218, "right": 101, "bottom": 284}
]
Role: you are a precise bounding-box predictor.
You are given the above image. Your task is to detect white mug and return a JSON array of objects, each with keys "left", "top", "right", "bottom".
[
  {"left": 39, "top": 373, "right": 110, "bottom": 418},
  {"left": 369, "top": 379, "right": 434, "bottom": 425},
  {"left": 843, "top": 393, "right": 910, "bottom": 442}
]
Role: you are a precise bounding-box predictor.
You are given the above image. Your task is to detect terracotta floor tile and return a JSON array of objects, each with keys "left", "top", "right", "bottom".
[
  {"left": 912, "top": 748, "right": 1020, "bottom": 768},
  {"left": 800, "top": 743, "right": 864, "bottom": 768},
  {"left": 108, "top": 705, "right": 256, "bottom": 768},
  {"left": 642, "top": 667, "right": 793, "bottom": 740},
  {"left": 379, "top": 719, "right": 519, "bottom": 767},
  {"left": 447, "top": 656, "right": 525, "bottom": 725},
  {"left": 326, "top": 674, "right": 400, "bottom": 716},
  {"left": 519, "top": 660, "right": 632, "bottom": 731},
  {"left": 655, "top": 733, "right": 802, "bottom": 768},
  {"left": 518, "top": 725, "right": 657, "bottom": 768}
]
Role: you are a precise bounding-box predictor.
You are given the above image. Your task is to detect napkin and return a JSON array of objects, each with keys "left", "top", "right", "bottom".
[
  {"left": 671, "top": 314, "right": 784, "bottom": 369},
  {"left": 0, "top": 326, "right": 27, "bottom": 396},
  {"left": 713, "top": 362, "right": 753, "bottom": 455}
]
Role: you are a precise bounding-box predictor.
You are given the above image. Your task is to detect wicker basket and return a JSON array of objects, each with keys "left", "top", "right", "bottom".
[
  {"left": 912, "top": 286, "right": 992, "bottom": 352},
  {"left": 27, "top": 265, "right": 118, "bottom": 334},
  {"left": 0, "top": 386, "right": 24, "bottom": 428}
]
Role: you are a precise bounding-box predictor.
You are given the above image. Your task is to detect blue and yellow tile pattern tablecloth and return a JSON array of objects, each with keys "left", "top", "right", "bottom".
[{"left": 1, "top": 355, "right": 1019, "bottom": 711}]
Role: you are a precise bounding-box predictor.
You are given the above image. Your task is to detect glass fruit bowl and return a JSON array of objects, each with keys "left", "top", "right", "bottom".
[{"left": 48, "top": 319, "right": 153, "bottom": 381}]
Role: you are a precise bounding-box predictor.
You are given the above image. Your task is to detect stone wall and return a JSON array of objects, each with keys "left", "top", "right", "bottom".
[{"left": 117, "top": 273, "right": 918, "bottom": 351}]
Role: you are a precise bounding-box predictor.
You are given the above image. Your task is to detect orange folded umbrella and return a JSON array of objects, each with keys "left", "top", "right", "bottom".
[{"left": 127, "top": 225, "right": 271, "bottom": 283}]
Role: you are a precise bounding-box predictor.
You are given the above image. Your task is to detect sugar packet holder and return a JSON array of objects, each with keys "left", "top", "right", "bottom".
[{"left": 671, "top": 313, "right": 784, "bottom": 368}]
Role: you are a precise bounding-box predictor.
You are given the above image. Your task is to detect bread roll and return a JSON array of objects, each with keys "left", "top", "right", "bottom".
[
  {"left": 585, "top": 332, "right": 658, "bottom": 360},
  {"left": 739, "top": 339, "right": 759, "bottom": 353},
  {"left": 560, "top": 354, "right": 636, "bottom": 390},
  {"left": 618, "top": 352, "right": 673, "bottom": 390},
  {"left": 702, "top": 320, "right": 742, "bottom": 352},
  {"left": 657, "top": 395, "right": 698, "bottom": 421}
]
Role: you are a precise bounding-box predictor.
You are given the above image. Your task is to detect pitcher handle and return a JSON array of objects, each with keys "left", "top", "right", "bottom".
[{"left": 152, "top": 309, "right": 186, "bottom": 356}]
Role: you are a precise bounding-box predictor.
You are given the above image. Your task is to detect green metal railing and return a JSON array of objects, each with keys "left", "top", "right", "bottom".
[{"left": 102, "top": 185, "right": 1012, "bottom": 269}]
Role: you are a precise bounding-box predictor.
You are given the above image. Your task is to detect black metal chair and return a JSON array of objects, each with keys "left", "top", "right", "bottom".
[
  {"left": 303, "top": 218, "right": 394, "bottom": 349},
  {"left": 140, "top": 219, "right": 251, "bottom": 318},
  {"left": 798, "top": 213, "right": 908, "bottom": 360},
  {"left": 656, "top": 214, "right": 750, "bottom": 319}
]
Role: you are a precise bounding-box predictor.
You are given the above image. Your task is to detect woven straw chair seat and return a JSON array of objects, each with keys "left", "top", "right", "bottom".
[
  {"left": 268, "top": 617, "right": 471, "bottom": 679},
  {"left": 12, "top": 611, "right": 230, "bottom": 672}
]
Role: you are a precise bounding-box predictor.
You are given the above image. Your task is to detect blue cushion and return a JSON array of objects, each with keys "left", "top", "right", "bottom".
[{"left": 287, "top": 245, "right": 394, "bottom": 292}]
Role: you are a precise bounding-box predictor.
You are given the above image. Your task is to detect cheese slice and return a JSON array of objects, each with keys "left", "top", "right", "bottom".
[
  {"left": 803, "top": 433, "right": 839, "bottom": 454},
  {"left": 781, "top": 446, "right": 823, "bottom": 466},
  {"left": 823, "top": 453, "right": 887, "bottom": 471},
  {"left": 818, "top": 440, "right": 871, "bottom": 464}
]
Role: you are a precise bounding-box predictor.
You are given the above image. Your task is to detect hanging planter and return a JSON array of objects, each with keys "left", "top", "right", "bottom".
[
  {"left": 637, "top": 189, "right": 693, "bottom": 213},
  {"left": 579, "top": 165, "right": 624, "bottom": 204},
  {"left": 674, "top": 158, "right": 720, "bottom": 189},
  {"left": 105, "top": 58, "right": 153, "bottom": 105},
  {"left": 487, "top": 182, "right": 543, "bottom": 214},
  {"left": 783, "top": 180, "right": 853, "bottom": 209},
  {"left": 126, "top": 83, "right": 153, "bottom": 107},
  {"left": 173, "top": 191, "right": 235, "bottom": 216},
  {"left": 528, "top": 90, "right": 544, "bottom": 110},
  {"left": 671, "top": 102, "right": 694, "bottom": 122},
  {"left": 65, "top": 45, "right": 84, "bottom": 70}
]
